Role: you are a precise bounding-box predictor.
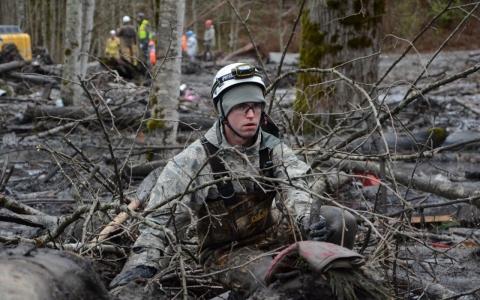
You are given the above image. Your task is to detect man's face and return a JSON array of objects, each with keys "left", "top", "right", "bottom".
[
  {"left": 225, "top": 102, "right": 262, "bottom": 140},
  {"left": 136, "top": 17, "right": 141, "bottom": 23}
]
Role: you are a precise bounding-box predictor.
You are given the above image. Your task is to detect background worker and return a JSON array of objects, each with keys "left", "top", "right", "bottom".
[
  {"left": 181, "top": 33, "right": 187, "bottom": 53},
  {"left": 117, "top": 16, "right": 137, "bottom": 65},
  {"left": 105, "top": 30, "right": 121, "bottom": 60},
  {"left": 185, "top": 30, "right": 197, "bottom": 61},
  {"left": 109, "top": 63, "right": 357, "bottom": 298},
  {"left": 136, "top": 13, "right": 152, "bottom": 67},
  {"left": 203, "top": 19, "right": 215, "bottom": 61}
]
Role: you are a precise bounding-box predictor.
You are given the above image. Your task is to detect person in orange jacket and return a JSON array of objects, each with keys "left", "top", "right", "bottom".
[{"left": 182, "top": 34, "right": 187, "bottom": 53}]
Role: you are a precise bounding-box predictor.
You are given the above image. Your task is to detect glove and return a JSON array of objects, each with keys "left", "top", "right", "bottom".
[
  {"left": 109, "top": 266, "right": 157, "bottom": 289},
  {"left": 299, "top": 215, "right": 328, "bottom": 242},
  {"left": 309, "top": 215, "right": 328, "bottom": 242}
]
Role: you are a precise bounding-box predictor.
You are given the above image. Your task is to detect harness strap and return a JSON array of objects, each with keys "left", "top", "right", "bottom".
[
  {"left": 202, "top": 139, "right": 237, "bottom": 207},
  {"left": 201, "top": 137, "right": 276, "bottom": 244},
  {"left": 201, "top": 138, "right": 274, "bottom": 206}
]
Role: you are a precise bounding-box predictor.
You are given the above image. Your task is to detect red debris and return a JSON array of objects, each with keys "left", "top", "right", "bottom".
[{"left": 355, "top": 172, "right": 381, "bottom": 186}]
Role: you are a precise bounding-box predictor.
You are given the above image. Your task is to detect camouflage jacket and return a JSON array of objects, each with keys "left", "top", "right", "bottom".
[{"left": 126, "top": 121, "right": 313, "bottom": 270}]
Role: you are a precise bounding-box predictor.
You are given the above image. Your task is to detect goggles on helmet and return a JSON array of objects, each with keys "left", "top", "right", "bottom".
[{"left": 211, "top": 63, "right": 262, "bottom": 97}]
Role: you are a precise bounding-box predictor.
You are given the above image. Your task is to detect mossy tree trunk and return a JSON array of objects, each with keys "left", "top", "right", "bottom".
[
  {"left": 148, "top": 0, "right": 185, "bottom": 148},
  {"left": 295, "top": 0, "right": 384, "bottom": 133}
]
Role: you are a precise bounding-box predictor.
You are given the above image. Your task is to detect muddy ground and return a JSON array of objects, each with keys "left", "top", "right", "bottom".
[{"left": 1, "top": 50, "right": 480, "bottom": 299}]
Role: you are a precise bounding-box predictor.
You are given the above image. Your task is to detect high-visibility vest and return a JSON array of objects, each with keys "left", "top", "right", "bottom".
[
  {"left": 138, "top": 20, "right": 152, "bottom": 40},
  {"left": 148, "top": 39, "right": 156, "bottom": 65},
  {"left": 105, "top": 37, "right": 120, "bottom": 56}
]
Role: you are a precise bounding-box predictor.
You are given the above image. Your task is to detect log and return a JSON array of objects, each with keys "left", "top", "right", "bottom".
[
  {"left": 220, "top": 42, "right": 269, "bottom": 62},
  {"left": 0, "top": 194, "right": 47, "bottom": 216},
  {"left": 330, "top": 158, "right": 480, "bottom": 209},
  {"left": 23, "top": 105, "right": 216, "bottom": 130},
  {"left": 7, "top": 73, "right": 58, "bottom": 85},
  {"left": 0, "top": 246, "right": 111, "bottom": 300},
  {"left": 23, "top": 104, "right": 144, "bottom": 125},
  {"left": 0, "top": 96, "right": 49, "bottom": 103},
  {"left": 0, "top": 61, "right": 25, "bottom": 74},
  {"left": 0, "top": 209, "right": 57, "bottom": 229},
  {"left": 37, "top": 64, "right": 63, "bottom": 76}
]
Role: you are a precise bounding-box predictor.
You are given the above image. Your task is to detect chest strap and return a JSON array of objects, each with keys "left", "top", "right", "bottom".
[{"left": 201, "top": 138, "right": 274, "bottom": 207}]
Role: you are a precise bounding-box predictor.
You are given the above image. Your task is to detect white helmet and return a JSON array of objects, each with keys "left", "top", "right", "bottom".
[
  {"left": 110, "top": 30, "right": 116, "bottom": 35},
  {"left": 211, "top": 63, "right": 265, "bottom": 107},
  {"left": 123, "top": 16, "right": 131, "bottom": 23}
]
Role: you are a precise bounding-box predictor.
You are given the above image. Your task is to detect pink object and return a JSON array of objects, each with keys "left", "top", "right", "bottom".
[
  {"left": 264, "top": 241, "right": 365, "bottom": 286},
  {"left": 184, "top": 89, "right": 201, "bottom": 101}
]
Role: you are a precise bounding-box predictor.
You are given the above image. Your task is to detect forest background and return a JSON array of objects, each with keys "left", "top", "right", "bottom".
[{"left": 1, "top": 0, "right": 479, "bottom": 64}]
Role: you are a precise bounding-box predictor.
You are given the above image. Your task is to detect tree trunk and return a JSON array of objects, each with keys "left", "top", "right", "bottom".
[
  {"left": 295, "top": 0, "right": 384, "bottom": 131},
  {"left": 149, "top": 0, "right": 186, "bottom": 149},
  {"left": 79, "top": 0, "right": 95, "bottom": 79},
  {"left": 61, "top": 0, "right": 83, "bottom": 106},
  {"left": 278, "top": 0, "right": 284, "bottom": 51}
]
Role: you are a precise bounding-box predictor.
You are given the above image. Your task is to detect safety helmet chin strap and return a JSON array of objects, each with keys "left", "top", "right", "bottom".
[{"left": 218, "top": 97, "right": 268, "bottom": 140}]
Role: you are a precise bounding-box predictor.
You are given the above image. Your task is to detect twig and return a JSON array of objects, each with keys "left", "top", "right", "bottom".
[
  {"left": 78, "top": 76, "right": 125, "bottom": 204},
  {"left": 92, "top": 199, "right": 141, "bottom": 243},
  {"left": 267, "top": 0, "right": 306, "bottom": 115}
]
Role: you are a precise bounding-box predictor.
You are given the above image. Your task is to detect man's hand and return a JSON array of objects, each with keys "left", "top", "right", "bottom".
[
  {"left": 109, "top": 266, "right": 157, "bottom": 289},
  {"left": 299, "top": 214, "right": 328, "bottom": 242},
  {"left": 308, "top": 215, "right": 327, "bottom": 242}
]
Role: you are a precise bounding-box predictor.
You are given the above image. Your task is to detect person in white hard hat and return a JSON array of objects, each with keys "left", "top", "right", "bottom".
[
  {"left": 105, "top": 30, "right": 121, "bottom": 60},
  {"left": 117, "top": 16, "right": 137, "bottom": 65},
  {"left": 109, "top": 63, "right": 357, "bottom": 299}
]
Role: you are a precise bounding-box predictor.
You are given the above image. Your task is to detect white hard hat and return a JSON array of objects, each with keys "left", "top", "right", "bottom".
[
  {"left": 110, "top": 30, "right": 116, "bottom": 35},
  {"left": 211, "top": 63, "right": 265, "bottom": 109},
  {"left": 123, "top": 16, "right": 131, "bottom": 23}
]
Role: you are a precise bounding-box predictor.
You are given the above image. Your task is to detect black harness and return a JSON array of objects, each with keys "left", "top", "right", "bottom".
[{"left": 201, "top": 138, "right": 275, "bottom": 207}]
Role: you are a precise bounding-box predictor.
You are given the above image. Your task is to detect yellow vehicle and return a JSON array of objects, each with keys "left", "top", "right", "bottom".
[{"left": 0, "top": 25, "right": 32, "bottom": 62}]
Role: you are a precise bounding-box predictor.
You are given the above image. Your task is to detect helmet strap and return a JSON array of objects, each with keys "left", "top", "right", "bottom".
[{"left": 262, "top": 112, "right": 268, "bottom": 126}]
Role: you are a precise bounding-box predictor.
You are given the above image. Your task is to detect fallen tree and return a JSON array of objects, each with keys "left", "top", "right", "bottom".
[
  {"left": 328, "top": 157, "right": 480, "bottom": 209},
  {"left": 21, "top": 104, "right": 215, "bottom": 130},
  {"left": 0, "top": 61, "right": 25, "bottom": 74}
]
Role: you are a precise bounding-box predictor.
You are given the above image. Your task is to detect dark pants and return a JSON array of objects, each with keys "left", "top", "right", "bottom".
[{"left": 139, "top": 39, "right": 151, "bottom": 70}]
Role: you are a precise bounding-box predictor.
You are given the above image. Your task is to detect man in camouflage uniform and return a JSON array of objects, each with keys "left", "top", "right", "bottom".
[{"left": 110, "top": 63, "right": 357, "bottom": 298}]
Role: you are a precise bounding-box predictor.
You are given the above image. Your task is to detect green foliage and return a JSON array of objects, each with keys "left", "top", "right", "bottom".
[
  {"left": 425, "top": 127, "right": 448, "bottom": 147},
  {"left": 146, "top": 119, "right": 165, "bottom": 130},
  {"left": 437, "top": 220, "right": 460, "bottom": 230},
  {"left": 385, "top": 0, "right": 466, "bottom": 40},
  {"left": 430, "top": 0, "right": 465, "bottom": 28}
]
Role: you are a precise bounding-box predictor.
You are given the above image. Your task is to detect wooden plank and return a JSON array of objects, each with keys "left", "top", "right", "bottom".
[{"left": 410, "top": 215, "right": 452, "bottom": 224}]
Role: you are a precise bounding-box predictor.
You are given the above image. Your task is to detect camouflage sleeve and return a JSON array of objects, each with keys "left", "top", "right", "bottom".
[
  {"left": 126, "top": 140, "right": 209, "bottom": 269},
  {"left": 272, "top": 142, "right": 312, "bottom": 218}
]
